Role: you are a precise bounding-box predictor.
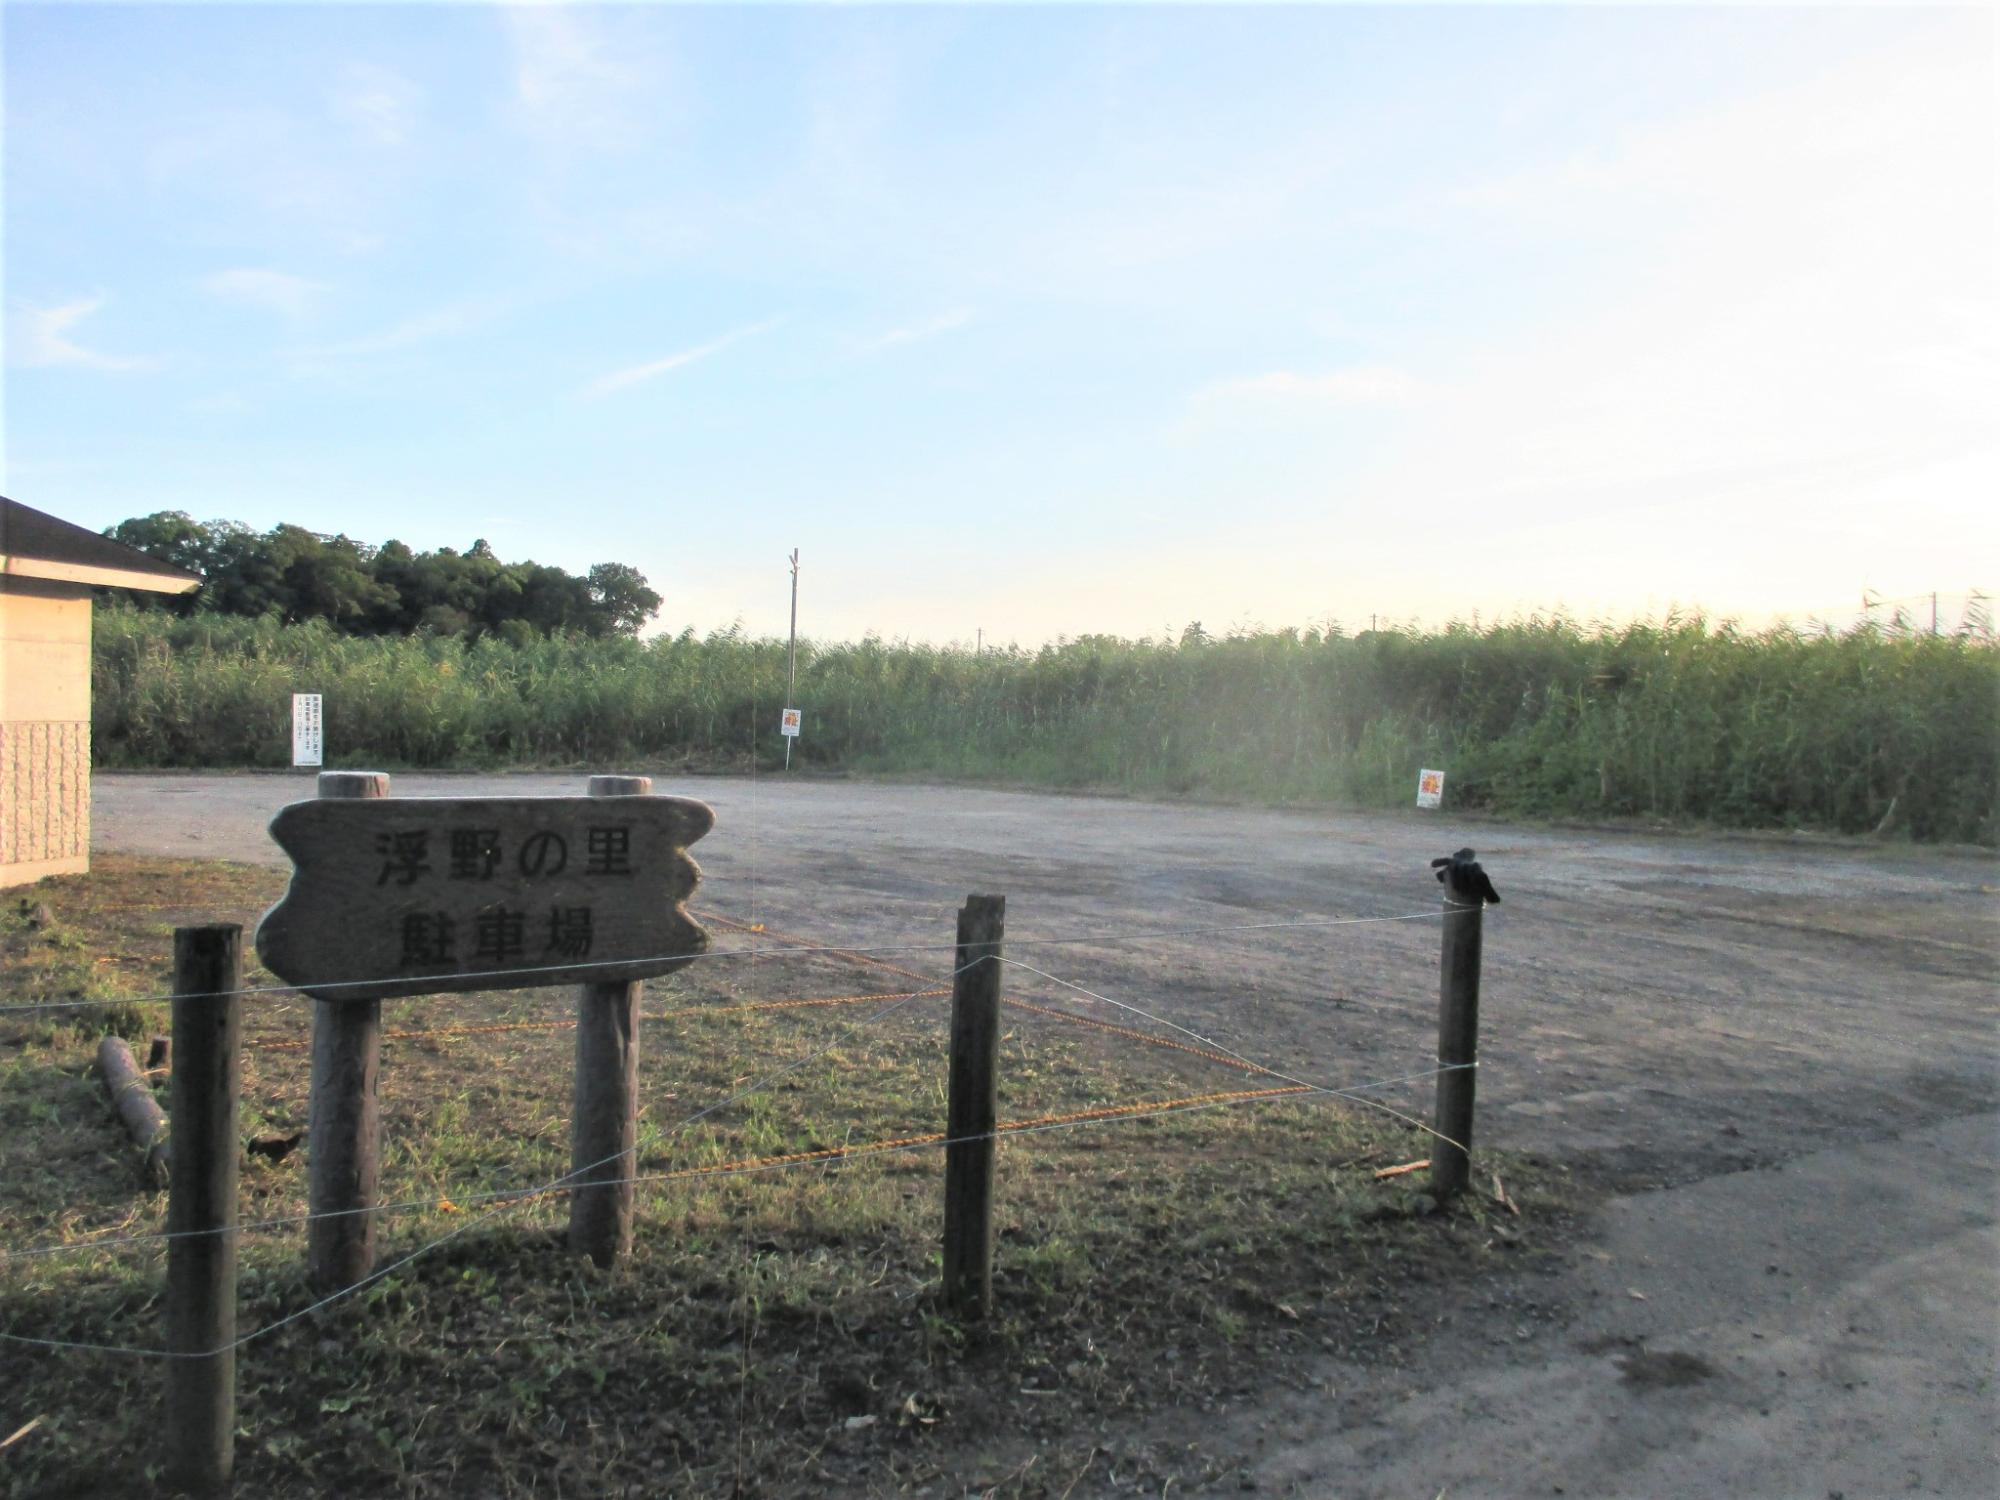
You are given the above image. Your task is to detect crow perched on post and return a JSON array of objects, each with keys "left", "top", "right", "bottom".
[{"left": 1431, "top": 848, "right": 1501, "bottom": 905}]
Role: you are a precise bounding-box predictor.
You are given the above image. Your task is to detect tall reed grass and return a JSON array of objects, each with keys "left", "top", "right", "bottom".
[{"left": 92, "top": 607, "right": 1998, "bottom": 843}]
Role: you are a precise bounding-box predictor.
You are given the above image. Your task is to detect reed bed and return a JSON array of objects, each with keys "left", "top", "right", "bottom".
[{"left": 93, "top": 607, "right": 1998, "bottom": 843}]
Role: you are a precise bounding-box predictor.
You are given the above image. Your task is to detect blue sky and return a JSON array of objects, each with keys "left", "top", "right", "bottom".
[{"left": 4, "top": 1, "right": 1993, "bottom": 643}]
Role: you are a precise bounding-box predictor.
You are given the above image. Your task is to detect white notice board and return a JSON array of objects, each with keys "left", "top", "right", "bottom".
[
  {"left": 1416, "top": 768, "right": 1445, "bottom": 808},
  {"left": 779, "top": 707, "right": 802, "bottom": 738},
  {"left": 292, "top": 694, "right": 324, "bottom": 767}
]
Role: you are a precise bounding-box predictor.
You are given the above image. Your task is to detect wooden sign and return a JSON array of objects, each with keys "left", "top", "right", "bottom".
[{"left": 254, "top": 796, "right": 715, "bottom": 1001}]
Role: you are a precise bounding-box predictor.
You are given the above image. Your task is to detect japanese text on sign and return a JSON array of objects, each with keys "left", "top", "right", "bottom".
[
  {"left": 255, "top": 795, "right": 715, "bottom": 1001},
  {"left": 364, "top": 822, "right": 640, "bottom": 971},
  {"left": 292, "top": 694, "right": 323, "bottom": 767}
]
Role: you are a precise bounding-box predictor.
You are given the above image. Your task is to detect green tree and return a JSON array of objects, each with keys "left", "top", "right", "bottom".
[
  {"left": 587, "top": 562, "right": 662, "bottom": 637},
  {"left": 101, "top": 514, "right": 663, "bottom": 640}
]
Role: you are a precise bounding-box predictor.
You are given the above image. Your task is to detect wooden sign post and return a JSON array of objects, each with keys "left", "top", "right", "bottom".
[
  {"left": 569, "top": 774, "right": 651, "bottom": 1267},
  {"left": 256, "top": 776, "right": 715, "bottom": 1283},
  {"left": 306, "top": 771, "right": 388, "bottom": 1292}
]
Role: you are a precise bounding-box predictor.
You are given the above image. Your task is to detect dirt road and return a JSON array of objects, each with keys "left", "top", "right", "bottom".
[{"left": 91, "top": 770, "right": 1997, "bottom": 1496}]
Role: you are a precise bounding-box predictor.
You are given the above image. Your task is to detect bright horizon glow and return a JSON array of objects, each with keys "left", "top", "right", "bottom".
[{"left": 3, "top": 2, "right": 1993, "bottom": 645}]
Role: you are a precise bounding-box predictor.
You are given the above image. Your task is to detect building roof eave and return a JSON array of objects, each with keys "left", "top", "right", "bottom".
[
  {"left": 1, "top": 555, "right": 203, "bottom": 594},
  {"left": 0, "top": 495, "right": 202, "bottom": 595}
]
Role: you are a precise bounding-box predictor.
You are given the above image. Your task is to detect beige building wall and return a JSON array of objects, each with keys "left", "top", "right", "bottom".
[{"left": 1, "top": 577, "right": 92, "bottom": 887}]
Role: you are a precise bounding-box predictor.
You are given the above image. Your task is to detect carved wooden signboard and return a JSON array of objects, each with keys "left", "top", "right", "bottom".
[{"left": 254, "top": 796, "right": 714, "bottom": 1001}]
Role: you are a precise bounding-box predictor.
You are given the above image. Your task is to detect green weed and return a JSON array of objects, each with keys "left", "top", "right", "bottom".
[{"left": 92, "top": 606, "right": 1999, "bottom": 842}]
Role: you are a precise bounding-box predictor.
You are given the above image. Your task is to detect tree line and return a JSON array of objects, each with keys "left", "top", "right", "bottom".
[{"left": 102, "top": 512, "right": 661, "bottom": 640}]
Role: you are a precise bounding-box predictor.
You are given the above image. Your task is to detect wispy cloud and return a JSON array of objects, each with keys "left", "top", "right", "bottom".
[
  {"left": 293, "top": 296, "right": 504, "bottom": 360},
  {"left": 1193, "top": 366, "right": 1425, "bottom": 406},
  {"left": 501, "top": 5, "right": 650, "bottom": 149},
  {"left": 330, "top": 63, "right": 423, "bottom": 148},
  {"left": 202, "top": 268, "right": 327, "bottom": 320},
  {"left": 581, "top": 317, "right": 784, "bottom": 399},
  {"left": 856, "top": 308, "right": 975, "bottom": 355},
  {"left": 6, "top": 293, "right": 156, "bottom": 371}
]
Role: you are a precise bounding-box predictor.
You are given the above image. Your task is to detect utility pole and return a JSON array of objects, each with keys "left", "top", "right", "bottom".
[
  {"left": 1932, "top": 592, "right": 1939, "bottom": 636},
  {"left": 785, "top": 549, "right": 799, "bottom": 771},
  {"left": 976, "top": 627, "right": 982, "bottom": 656}
]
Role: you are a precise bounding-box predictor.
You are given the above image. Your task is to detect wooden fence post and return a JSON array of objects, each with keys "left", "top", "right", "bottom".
[
  {"left": 1429, "top": 850, "right": 1497, "bottom": 1200},
  {"left": 943, "top": 893, "right": 1005, "bottom": 1317},
  {"left": 569, "top": 774, "right": 651, "bottom": 1267},
  {"left": 167, "top": 924, "right": 242, "bottom": 1494},
  {"left": 308, "top": 770, "right": 388, "bottom": 1290}
]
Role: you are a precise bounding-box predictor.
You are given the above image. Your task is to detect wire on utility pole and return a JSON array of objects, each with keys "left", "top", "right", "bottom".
[{"left": 785, "top": 550, "right": 799, "bottom": 772}]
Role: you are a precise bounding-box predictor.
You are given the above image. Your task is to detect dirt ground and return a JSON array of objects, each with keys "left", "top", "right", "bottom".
[{"left": 90, "top": 770, "right": 1998, "bottom": 1498}]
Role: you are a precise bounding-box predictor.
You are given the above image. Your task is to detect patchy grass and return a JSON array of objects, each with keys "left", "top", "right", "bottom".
[{"left": 2, "top": 857, "right": 1574, "bottom": 1498}]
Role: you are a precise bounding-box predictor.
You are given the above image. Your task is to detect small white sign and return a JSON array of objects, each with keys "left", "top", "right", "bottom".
[
  {"left": 779, "top": 707, "right": 802, "bottom": 739},
  {"left": 292, "top": 693, "right": 323, "bottom": 768},
  {"left": 1416, "top": 768, "right": 1445, "bottom": 809}
]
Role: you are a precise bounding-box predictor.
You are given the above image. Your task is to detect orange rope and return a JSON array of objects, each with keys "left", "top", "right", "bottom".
[
  {"left": 697, "top": 910, "right": 936, "bottom": 985},
  {"left": 503, "top": 1082, "right": 1318, "bottom": 1206},
  {"left": 255, "top": 984, "right": 1267, "bottom": 1080},
  {"left": 699, "top": 909, "right": 1276, "bottom": 1077},
  {"left": 736, "top": 987, "right": 949, "bottom": 1012},
  {"left": 652, "top": 1083, "right": 1316, "bottom": 1182},
  {"left": 172, "top": 912, "right": 1280, "bottom": 1088},
  {"left": 995, "top": 1083, "right": 1313, "bottom": 1136},
  {"left": 252, "top": 987, "right": 955, "bottom": 1052},
  {"left": 1000, "top": 998, "right": 1279, "bottom": 1077}
]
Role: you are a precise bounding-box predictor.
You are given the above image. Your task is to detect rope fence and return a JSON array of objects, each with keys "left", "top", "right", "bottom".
[
  {"left": 1, "top": 855, "right": 1501, "bottom": 1497},
  {"left": 0, "top": 1060, "right": 1462, "bottom": 1360},
  {"left": 0, "top": 904, "right": 1467, "bottom": 1015},
  {"left": 3, "top": 935, "right": 1457, "bottom": 1264}
]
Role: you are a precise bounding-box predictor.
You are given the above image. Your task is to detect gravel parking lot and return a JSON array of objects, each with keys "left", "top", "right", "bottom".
[{"left": 91, "top": 770, "right": 1998, "bottom": 1497}]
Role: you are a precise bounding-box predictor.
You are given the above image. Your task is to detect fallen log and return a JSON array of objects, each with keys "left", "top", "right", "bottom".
[{"left": 96, "top": 1035, "right": 169, "bottom": 1188}]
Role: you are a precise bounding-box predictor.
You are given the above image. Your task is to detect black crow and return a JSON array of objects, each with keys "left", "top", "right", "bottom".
[{"left": 1431, "top": 848, "right": 1501, "bottom": 905}]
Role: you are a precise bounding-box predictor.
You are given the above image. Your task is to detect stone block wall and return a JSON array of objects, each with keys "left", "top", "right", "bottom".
[
  {"left": 2, "top": 580, "right": 94, "bottom": 887},
  {"left": 0, "top": 720, "right": 91, "bottom": 884}
]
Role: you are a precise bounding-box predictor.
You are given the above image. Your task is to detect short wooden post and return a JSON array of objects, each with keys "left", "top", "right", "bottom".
[
  {"left": 568, "top": 774, "right": 651, "bottom": 1266},
  {"left": 1430, "top": 851, "right": 1495, "bottom": 1200},
  {"left": 167, "top": 924, "right": 242, "bottom": 1494},
  {"left": 307, "top": 770, "right": 389, "bottom": 1291},
  {"left": 943, "top": 893, "right": 1005, "bottom": 1317}
]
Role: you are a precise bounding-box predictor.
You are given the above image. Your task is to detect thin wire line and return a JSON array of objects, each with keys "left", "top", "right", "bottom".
[
  {"left": 621, "top": 1064, "right": 1459, "bottom": 1192},
  {"left": 0, "top": 1059, "right": 1458, "bottom": 1359},
  {"left": 1, "top": 964, "right": 963, "bottom": 1354},
  {"left": 6, "top": 921, "right": 1472, "bottom": 1257},
  {"left": 999, "top": 958, "right": 1467, "bottom": 1151},
  {"left": 2, "top": 960, "right": 1469, "bottom": 1266},
  {"left": 5, "top": 965, "right": 969, "bottom": 1261},
  {"left": 0, "top": 906, "right": 1457, "bottom": 1015}
]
